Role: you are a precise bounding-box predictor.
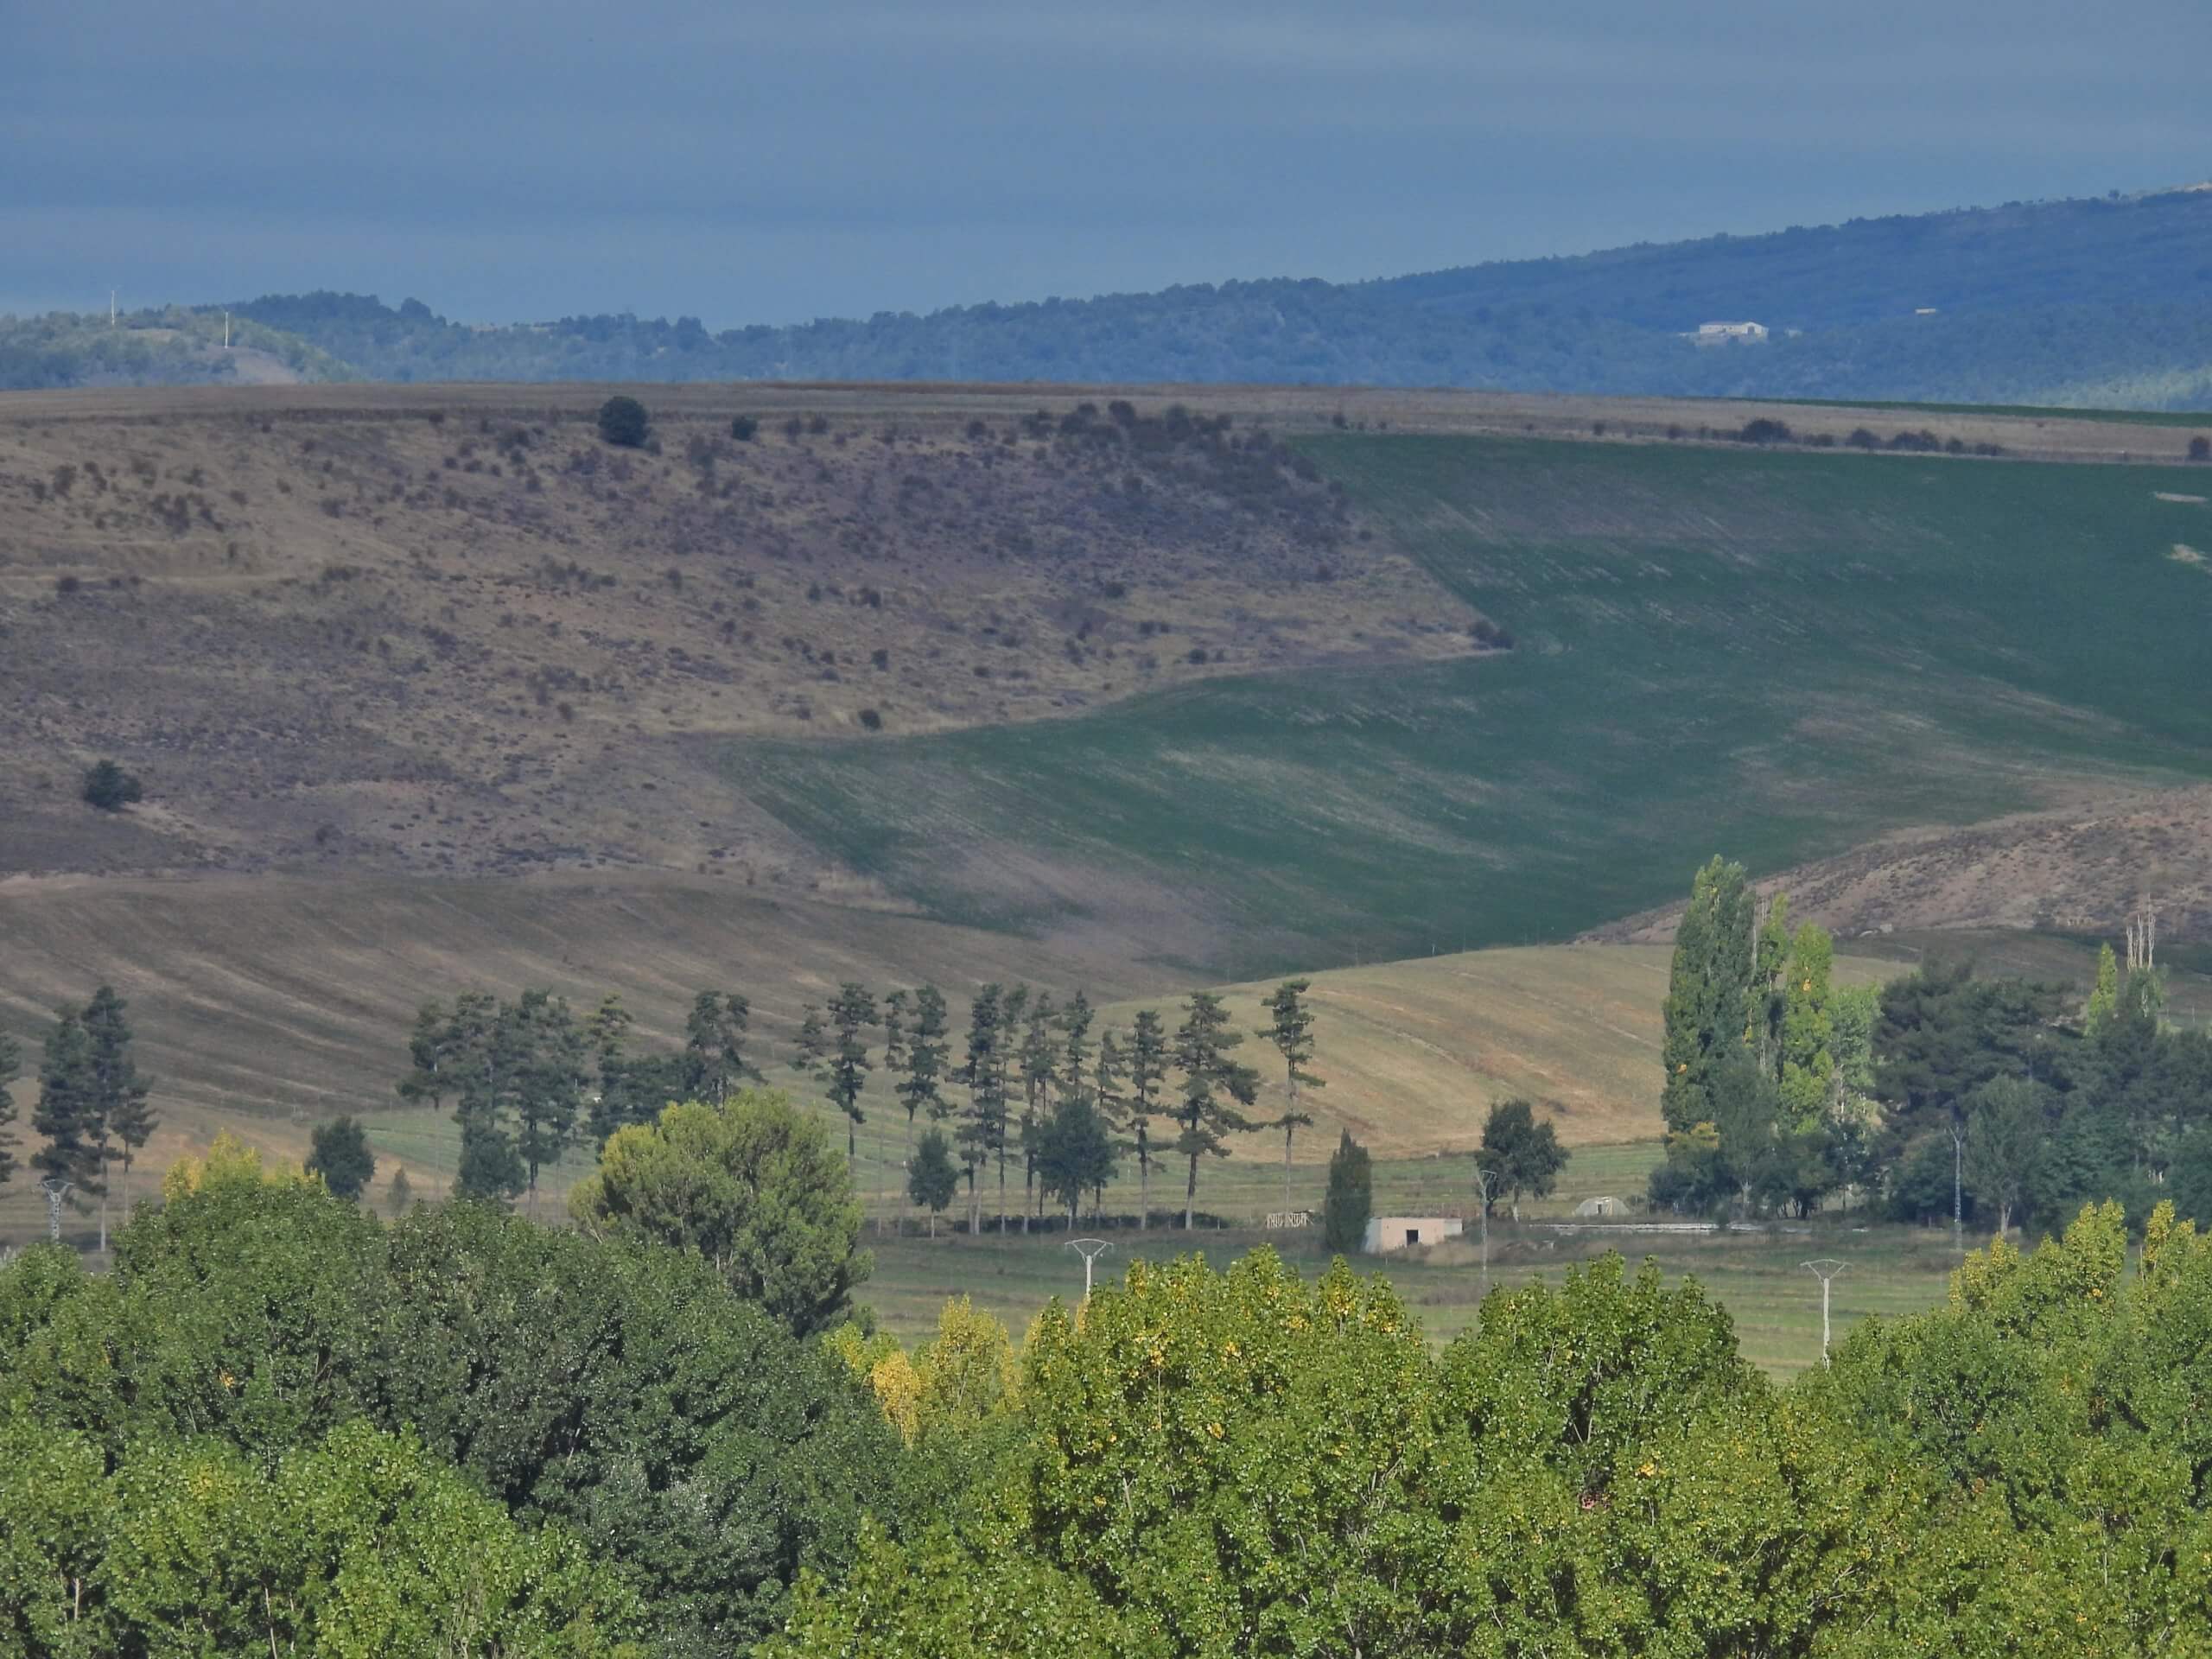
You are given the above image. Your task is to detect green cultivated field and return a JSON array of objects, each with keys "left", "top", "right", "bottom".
[
  {"left": 859, "top": 1208, "right": 1966, "bottom": 1378},
  {"left": 725, "top": 435, "right": 2212, "bottom": 976}
]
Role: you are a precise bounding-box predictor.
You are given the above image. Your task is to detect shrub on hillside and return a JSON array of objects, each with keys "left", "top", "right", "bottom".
[
  {"left": 80, "top": 759, "right": 143, "bottom": 812},
  {"left": 731, "top": 414, "right": 760, "bottom": 442},
  {"left": 2190, "top": 435, "right": 2210, "bottom": 461},
  {"left": 594, "top": 395, "right": 649, "bottom": 448}
]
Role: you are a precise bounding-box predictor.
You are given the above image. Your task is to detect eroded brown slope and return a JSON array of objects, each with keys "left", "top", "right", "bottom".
[
  {"left": 1591, "top": 783, "right": 2212, "bottom": 946},
  {"left": 0, "top": 389, "right": 1481, "bottom": 882}
]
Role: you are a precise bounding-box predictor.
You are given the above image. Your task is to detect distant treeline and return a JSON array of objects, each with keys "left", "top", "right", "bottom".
[{"left": 10, "top": 189, "right": 2212, "bottom": 405}]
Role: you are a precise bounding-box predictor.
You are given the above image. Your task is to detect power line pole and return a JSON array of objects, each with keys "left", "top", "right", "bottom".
[
  {"left": 38, "top": 1177, "right": 73, "bottom": 1244},
  {"left": 1471, "top": 1164, "right": 1499, "bottom": 1300},
  {"left": 1802, "top": 1258, "right": 1847, "bottom": 1364},
  {"left": 1066, "top": 1237, "right": 1112, "bottom": 1302}
]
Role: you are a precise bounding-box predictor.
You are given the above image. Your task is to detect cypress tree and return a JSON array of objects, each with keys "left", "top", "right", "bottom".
[{"left": 1323, "top": 1128, "right": 1372, "bottom": 1254}]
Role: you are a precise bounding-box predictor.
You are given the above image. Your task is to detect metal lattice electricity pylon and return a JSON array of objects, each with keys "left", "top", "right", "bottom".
[
  {"left": 37, "top": 1177, "right": 74, "bottom": 1244},
  {"left": 1801, "top": 1258, "right": 1848, "bottom": 1364}
]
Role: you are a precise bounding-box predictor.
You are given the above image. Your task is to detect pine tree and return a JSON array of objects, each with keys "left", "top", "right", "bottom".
[
  {"left": 585, "top": 994, "right": 636, "bottom": 1146},
  {"left": 82, "top": 985, "right": 153, "bottom": 1243},
  {"left": 1060, "top": 992, "right": 1094, "bottom": 1104},
  {"left": 1173, "top": 992, "right": 1259, "bottom": 1229},
  {"left": 1259, "top": 979, "right": 1324, "bottom": 1216},
  {"left": 384, "top": 1165, "right": 414, "bottom": 1217},
  {"left": 895, "top": 986, "right": 951, "bottom": 1180},
  {"left": 958, "top": 986, "right": 1007, "bottom": 1234},
  {"left": 31, "top": 1011, "right": 102, "bottom": 1220},
  {"left": 1016, "top": 991, "right": 1056, "bottom": 1230},
  {"left": 395, "top": 1000, "right": 454, "bottom": 1110},
  {"left": 1090, "top": 1026, "right": 1128, "bottom": 1221},
  {"left": 1660, "top": 856, "right": 1757, "bottom": 1133},
  {"left": 683, "top": 991, "right": 760, "bottom": 1103},
  {"left": 1127, "top": 1009, "right": 1167, "bottom": 1230},
  {"left": 448, "top": 991, "right": 526, "bottom": 1204},
  {"left": 825, "top": 982, "right": 878, "bottom": 1166},
  {"left": 0, "top": 1026, "right": 21, "bottom": 1191},
  {"left": 510, "top": 989, "right": 586, "bottom": 1216}
]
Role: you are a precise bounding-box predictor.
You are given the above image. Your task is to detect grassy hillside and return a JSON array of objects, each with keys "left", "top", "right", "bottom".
[{"left": 729, "top": 435, "right": 2212, "bottom": 974}]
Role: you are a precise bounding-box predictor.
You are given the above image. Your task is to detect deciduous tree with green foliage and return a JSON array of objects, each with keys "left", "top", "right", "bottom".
[
  {"left": 568, "top": 1088, "right": 870, "bottom": 1334},
  {"left": 1475, "top": 1096, "right": 1568, "bottom": 1218},
  {"left": 305, "top": 1114, "right": 377, "bottom": 1200},
  {"left": 1661, "top": 855, "right": 1757, "bottom": 1133},
  {"left": 1034, "top": 1092, "right": 1115, "bottom": 1227},
  {"left": 908, "top": 1126, "right": 958, "bottom": 1236}
]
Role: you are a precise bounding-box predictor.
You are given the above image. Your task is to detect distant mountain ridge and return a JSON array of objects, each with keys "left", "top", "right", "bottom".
[{"left": 10, "top": 186, "right": 2212, "bottom": 405}]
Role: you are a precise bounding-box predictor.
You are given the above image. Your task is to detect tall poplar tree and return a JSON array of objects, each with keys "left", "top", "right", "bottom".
[
  {"left": 1776, "top": 923, "right": 1837, "bottom": 1129},
  {"left": 1173, "top": 992, "right": 1259, "bottom": 1230},
  {"left": 1127, "top": 1009, "right": 1167, "bottom": 1230},
  {"left": 1259, "top": 979, "right": 1324, "bottom": 1215},
  {"left": 1660, "top": 856, "right": 1757, "bottom": 1133}
]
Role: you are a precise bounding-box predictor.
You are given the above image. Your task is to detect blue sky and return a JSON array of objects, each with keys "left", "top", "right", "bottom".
[{"left": 5, "top": 0, "right": 2206, "bottom": 327}]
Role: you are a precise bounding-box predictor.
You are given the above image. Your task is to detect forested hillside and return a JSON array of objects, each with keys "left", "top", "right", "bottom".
[
  {"left": 10, "top": 188, "right": 2212, "bottom": 404},
  {"left": 219, "top": 190, "right": 2212, "bottom": 408}
]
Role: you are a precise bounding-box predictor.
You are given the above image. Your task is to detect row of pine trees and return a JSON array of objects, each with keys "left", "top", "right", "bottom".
[
  {"left": 0, "top": 986, "right": 157, "bottom": 1250},
  {"left": 395, "top": 980, "right": 1327, "bottom": 1230}
]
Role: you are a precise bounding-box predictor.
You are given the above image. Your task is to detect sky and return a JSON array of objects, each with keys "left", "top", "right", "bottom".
[{"left": 5, "top": 0, "right": 2208, "bottom": 328}]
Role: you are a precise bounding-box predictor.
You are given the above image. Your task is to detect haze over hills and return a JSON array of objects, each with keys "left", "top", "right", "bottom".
[{"left": 10, "top": 187, "right": 2212, "bottom": 406}]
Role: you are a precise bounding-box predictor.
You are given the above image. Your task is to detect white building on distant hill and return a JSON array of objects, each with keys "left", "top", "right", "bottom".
[{"left": 1694, "top": 321, "right": 1769, "bottom": 342}]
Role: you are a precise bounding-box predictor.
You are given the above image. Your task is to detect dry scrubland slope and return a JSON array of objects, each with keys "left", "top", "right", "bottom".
[
  {"left": 733, "top": 428, "right": 2212, "bottom": 974},
  {"left": 0, "top": 384, "right": 1478, "bottom": 883}
]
